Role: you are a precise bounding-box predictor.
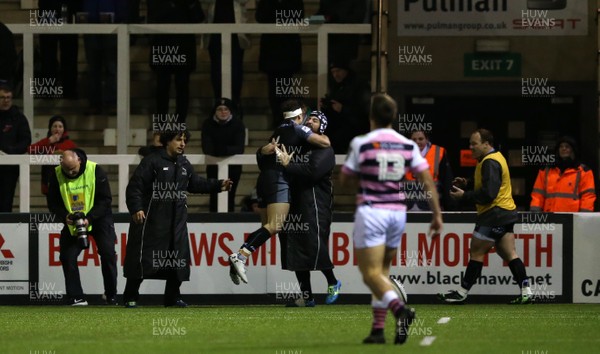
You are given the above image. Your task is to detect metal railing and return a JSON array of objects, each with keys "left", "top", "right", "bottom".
[
  {"left": 1, "top": 154, "right": 348, "bottom": 213},
  {"left": 5, "top": 23, "right": 371, "bottom": 152}
]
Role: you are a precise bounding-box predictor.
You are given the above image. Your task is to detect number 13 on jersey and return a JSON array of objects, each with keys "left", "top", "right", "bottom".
[{"left": 376, "top": 152, "right": 405, "bottom": 181}]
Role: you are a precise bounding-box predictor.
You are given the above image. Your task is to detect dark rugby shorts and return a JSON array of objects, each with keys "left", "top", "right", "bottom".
[{"left": 473, "top": 223, "right": 515, "bottom": 242}]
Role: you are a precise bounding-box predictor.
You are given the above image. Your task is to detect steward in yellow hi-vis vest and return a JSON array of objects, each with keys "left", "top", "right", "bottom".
[
  {"left": 439, "top": 129, "right": 532, "bottom": 305},
  {"left": 47, "top": 149, "right": 117, "bottom": 306}
]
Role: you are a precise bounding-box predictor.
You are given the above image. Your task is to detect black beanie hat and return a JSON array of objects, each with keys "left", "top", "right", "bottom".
[{"left": 213, "top": 98, "right": 235, "bottom": 115}]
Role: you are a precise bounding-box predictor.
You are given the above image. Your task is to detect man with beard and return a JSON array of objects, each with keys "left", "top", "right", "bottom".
[
  {"left": 123, "top": 130, "right": 232, "bottom": 307},
  {"left": 228, "top": 100, "right": 330, "bottom": 285},
  {"left": 277, "top": 111, "right": 341, "bottom": 307}
]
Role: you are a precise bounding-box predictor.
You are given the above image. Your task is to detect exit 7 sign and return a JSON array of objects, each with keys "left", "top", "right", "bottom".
[{"left": 464, "top": 53, "right": 522, "bottom": 77}]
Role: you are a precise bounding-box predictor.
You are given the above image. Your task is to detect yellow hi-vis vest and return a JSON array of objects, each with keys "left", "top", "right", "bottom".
[
  {"left": 55, "top": 161, "right": 96, "bottom": 236},
  {"left": 474, "top": 152, "right": 515, "bottom": 215}
]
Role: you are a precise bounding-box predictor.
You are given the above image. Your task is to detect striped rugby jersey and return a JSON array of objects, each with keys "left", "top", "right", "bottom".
[{"left": 342, "top": 128, "right": 429, "bottom": 210}]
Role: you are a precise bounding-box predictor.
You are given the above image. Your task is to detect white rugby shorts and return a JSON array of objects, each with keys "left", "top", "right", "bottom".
[{"left": 353, "top": 205, "right": 407, "bottom": 249}]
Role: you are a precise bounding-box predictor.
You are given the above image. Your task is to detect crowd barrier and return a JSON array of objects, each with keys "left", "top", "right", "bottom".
[
  {"left": 0, "top": 212, "right": 598, "bottom": 305},
  {"left": 0, "top": 154, "right": 348, "bottom": 213}
]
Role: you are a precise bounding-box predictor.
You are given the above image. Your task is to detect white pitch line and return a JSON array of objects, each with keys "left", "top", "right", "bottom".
[
  {"left": 420, "top": 336, "right": 436, "bottom": 346},
  {"left": 437, "top": 316, "right": 451, "bottom": 324}
]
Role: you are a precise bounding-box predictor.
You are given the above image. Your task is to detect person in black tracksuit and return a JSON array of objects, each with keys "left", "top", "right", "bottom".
[
  {"left": 123, "top": 131, "right": 232, "bottom": 307},
  {"left": 279, "top": 111, "right": 341, "bottom": 307},
  {"left": 47, "top": 148, "right": 117, "bottom": 305},
  {"left": 201, "top": 98, "right": 246, "bottom": 212}
]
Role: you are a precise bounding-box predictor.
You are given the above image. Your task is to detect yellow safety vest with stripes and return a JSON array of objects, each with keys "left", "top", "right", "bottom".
[{"left": 55, "top": 162, "right": 96, "bottom": 236}]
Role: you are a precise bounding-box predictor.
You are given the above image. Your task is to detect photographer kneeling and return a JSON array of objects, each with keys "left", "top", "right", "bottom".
[{"left": 47, "top": 149, "right": 118, "bottom": 306}]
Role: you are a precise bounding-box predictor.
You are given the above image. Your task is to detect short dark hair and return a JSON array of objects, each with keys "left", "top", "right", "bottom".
[
  {"left": 160, "top": 130, "right": 191, "bottom": 146},
  {"left": 370, "top": 93, "right": 397, "bottom": 127},
  {"left": 474, "top": 128, "right": 494, "bottom": 147},
  {"left": 280, "top": 99, "right": 301, "bottom": 114},
  {"left": 0, "top": 84, "right": 13, "bottom": 93}
]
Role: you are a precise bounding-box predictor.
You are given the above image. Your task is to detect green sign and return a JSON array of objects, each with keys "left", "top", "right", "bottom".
[{"left": 464, "top": 53, "right": 521, "bottom": 77}]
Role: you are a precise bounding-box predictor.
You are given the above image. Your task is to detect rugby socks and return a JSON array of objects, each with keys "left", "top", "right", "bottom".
[
  {"left": 382, "top": 290, "right": 403, "bottom": 318},
  {"left": 461, "top": 260, "right": 483, "bottom": 292},
  {"left": 295, "top": 271, "right": 314, "bottom": 301},
  {"left": 239, "top": 227, "right": 272, "bottom": 258},
  {"left": 508, "top": 258, "right": 533, "bottom": 296},
  {"left": 370, "top": 299, "right": 387, "bottom": 335},
  {"left": 321, "top": 269, "right": 337, "bottom": 286}
]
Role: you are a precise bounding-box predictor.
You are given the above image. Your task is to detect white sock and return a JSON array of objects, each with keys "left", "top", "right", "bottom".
[
  {"left": 457, "top": 287, "right": 469, "bottom": 297},
  {"left": 380, "top": 290, "right": 399, "bottom": 308}
]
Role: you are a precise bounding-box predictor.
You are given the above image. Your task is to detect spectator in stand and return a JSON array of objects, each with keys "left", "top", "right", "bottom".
[
  {"left": 147, "top": 0, "right": 204, "bottom": 123},
  {"left": 255, "top": 0, "right": 304, "bottom": 129},
  {"left": 320, "top": 61, "right": 370, "bottom": 154},
  {"left": 28, "top": 115, "right": 77, "bottom": 195},
  {"left": 0, "top": 84, "right": 32, "bottom": 212},
  {"left": 38, "top": 0, "right": 79, "bottom": 99},
  {"left": 316, "top": 0, "right": 366, "bottom": 64},
  {"left": 81, "top": 0, "right": 128, "bottom": 115},
  {"left": 201, "top": 0, "right": 249, "bottom": 108},
  {"left": 0, "top": 21, "right": 18, "bottom": 87},
  {"left": 201, "top": 98, "right": 246, "bottom": 212},
  {"left": 530, "top": 136, "right": 596, "bottom": 212}
]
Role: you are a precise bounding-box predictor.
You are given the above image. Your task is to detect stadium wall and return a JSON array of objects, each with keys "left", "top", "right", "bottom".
[{"left": 0, "top": 212, "right": 596, "bottom": 305}]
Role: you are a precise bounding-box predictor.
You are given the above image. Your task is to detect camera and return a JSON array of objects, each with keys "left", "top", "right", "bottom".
[{"left": 69, "top": 212, "right": 89, "bottom": 249}]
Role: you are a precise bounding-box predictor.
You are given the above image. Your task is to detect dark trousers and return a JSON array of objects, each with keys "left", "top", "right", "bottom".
[
  {"left": 155, "top": 70, "right": 191, "bottom": 122},
  {"left": 59, "top": 219, "right": 117, "bottom": 299},
  {"left": 123, "top": 277, "right": 183, "bottom": 305},
  {"left": 39, "top": 34, "right": 79, "bottom": 98},
  {"left": 208, "top": 34, "right": 244, "bottom": 105},
  {"left": 207, "top": 164, "right": 242, "bottom": 212},
  {"left": 0, "top": 166, "right": 19, "bottom": 212},
  {"left": 83, "top": 34, "right": 117, "bottom": 109}
]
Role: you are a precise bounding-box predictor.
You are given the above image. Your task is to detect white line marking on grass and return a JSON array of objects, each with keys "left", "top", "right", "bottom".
[
  {"left": 420, "top": 336, "right": 436, "bottom": 346},
  {"left": 437, "top": 317, "right": 451, "bottom": 324}
]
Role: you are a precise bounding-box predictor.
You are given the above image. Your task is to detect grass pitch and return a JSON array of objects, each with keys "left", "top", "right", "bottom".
[{"left": 1, "top": 304, "right": 599, "bottom": 354}]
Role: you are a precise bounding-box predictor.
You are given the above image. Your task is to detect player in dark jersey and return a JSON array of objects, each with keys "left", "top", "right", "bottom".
[{"left": 229, "top": 99, "right": 331, "bottom": 284}]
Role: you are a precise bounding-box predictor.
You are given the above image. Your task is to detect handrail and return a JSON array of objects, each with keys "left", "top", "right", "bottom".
[
  {"left": 0, "top": 154, "right": 349, "bottom": 213},
  {"left": 5, "top": 23, "right": 370, "bottom": 152}
]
